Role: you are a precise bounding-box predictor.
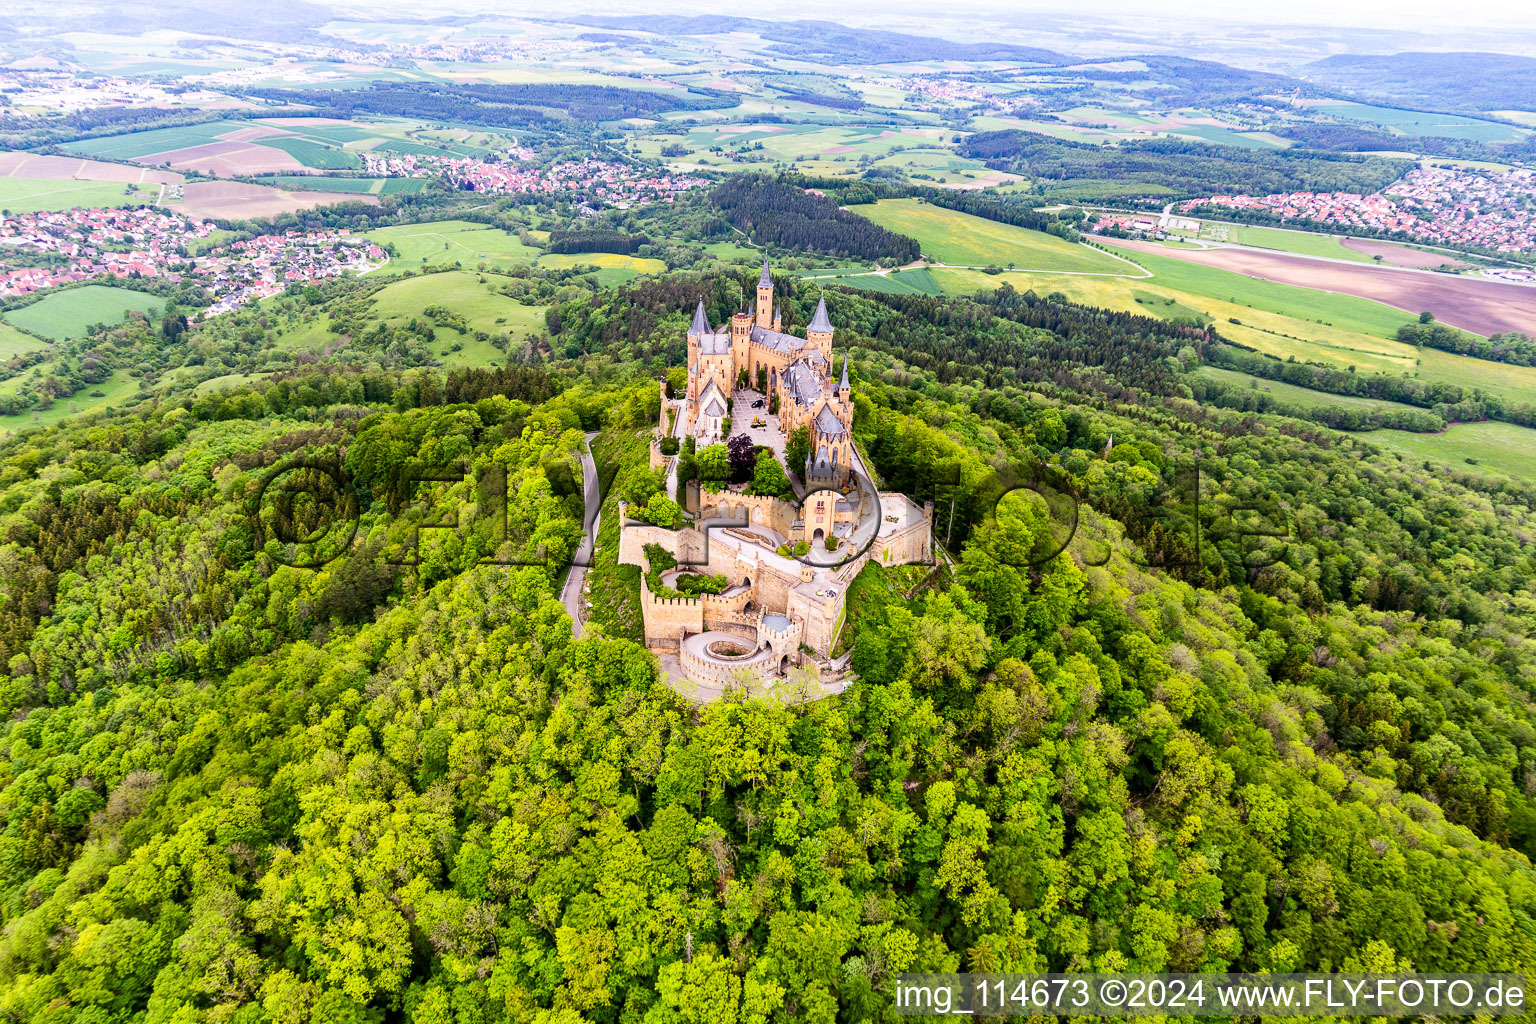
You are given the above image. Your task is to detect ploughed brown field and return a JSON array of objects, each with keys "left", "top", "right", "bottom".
[
  {"left": 167, "top": 180, "right": 378, "bottom": 220},
  {"left": 1111, "top": 237, "right": 1536, "bottom": 336},
  {"left": 141, "top": 140, "right": 305, "bottom": 176},
  {"left": 0, "top": 152, "right": 182, "bottom": 185},
  {"left": 1342, "top": 238, "right": 1471, "bottom": 271}
]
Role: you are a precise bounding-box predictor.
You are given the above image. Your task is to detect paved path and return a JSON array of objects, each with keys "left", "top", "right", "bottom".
[{"left": 560, "top": 430, "right": 601, "bottom": 637}]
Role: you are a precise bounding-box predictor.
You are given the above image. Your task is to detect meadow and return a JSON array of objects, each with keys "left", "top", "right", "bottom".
[
  {"left": 366, "top": 220, "right": 541, "bottom": 269},
  {"left": 2, "top": 286, "right": 164, "bottom": 340},
  {"left": 853, "top": 199, "right": 1130, "bottom": 273},
  {"left": 0, "top": 177, "right": 141, "bottom": 213},
  {"left": 536, "top": 252, "right": 666, "bottom": 285},
  {"left": 0, "top": 368, "right": 140, "bottom": 436},
  {"left": 367, "top": 271, "right": 547, "bottom": 364},
  {"left": 1363, "top": 421, "right": 1536, "bottom": 482},
  {"left": 811, "top": 268, "right": 943, "bottom": 296}
]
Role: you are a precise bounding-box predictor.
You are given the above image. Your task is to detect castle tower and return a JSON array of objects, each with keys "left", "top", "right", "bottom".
[
  {"left": 755, "top": 257, "right": 774, "bottom": 330},
  {"left": 836, "top": 351, "right": 851, "bottom": 404},
  {"left": 731, "top": 310, "right": 751, "bottom": 378},
  {"left": 807, "top": 294, "right": 833, "bottom": 363},
  {"left": 688, "top": 298, "right": 708, "bottom": 371}
]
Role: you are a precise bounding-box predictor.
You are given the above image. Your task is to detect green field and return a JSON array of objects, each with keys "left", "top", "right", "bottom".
[
  {"left": 366, "top": 220, "right": 541, "bottom": 269},
  {"left": 853, "top": 199, "right": 1130, "bottom": 273},
  {"left": 0, "top": 177, "right": 143, "bottom": 213},
  {"left": 263, "top": 138, "right": 362, "bottom": 170},
  {"left": 1165, "top": 125, "right": 1285, "bottom": 149},
  {"left": 3, "top": 286, "right": 164, "bottom": 340},
  {"left": 1311, "top": 102, "right": 1527, "bottom": 143},
  {"left": 61, "top": 121, "right": 244, "bottom": 159},
  {"left": 0, "top": 322, "right": 49, "bottom": 358},
  {"left": 1193, "top": 223, "right": 1377, "bottom": 263},
  {"left": 1364, "top": 421, "right": 1536, "bottom": 481}
]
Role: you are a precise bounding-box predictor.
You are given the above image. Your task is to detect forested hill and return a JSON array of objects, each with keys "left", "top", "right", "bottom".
[
  {"left": 960, "top": 131, "right": 1414, "bottom": 203},
  {"left": 0, "top": 271, "right": 1533, "bottom": 1020},
  {"left": 711, "top": 174, "right": 922, "bottom": 262}
]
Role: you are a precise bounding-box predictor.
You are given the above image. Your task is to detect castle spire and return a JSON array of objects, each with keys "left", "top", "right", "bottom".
[
  {"left": 690, "top": 298, "right": 709, "bottom": 336},
  {"left": 757, "top": 256, "right": 772, "bottom": 289},
  {"left": 808, "top": 294, "right": 832, "bottom": 335},
  {"left": 838, "top": 353, "right": 850, "bottom": 393}
]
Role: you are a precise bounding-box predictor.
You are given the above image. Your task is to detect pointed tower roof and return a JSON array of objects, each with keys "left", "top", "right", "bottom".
[
  {"left": 838, "top": 353, "right": 850, "bottom": 392},
  {"left": 757, "top": 256, "right": 772, "bottom": 289},
  {"left": 808, "top": 294, "right": 832, "bottom": 334},
  {"left": 690, "top": 298, "right": 709, "bottom": 336}
]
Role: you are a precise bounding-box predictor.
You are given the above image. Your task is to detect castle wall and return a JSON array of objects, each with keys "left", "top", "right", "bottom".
[{"left": 700, "top": 492, "right": 798, "bottom": 537}]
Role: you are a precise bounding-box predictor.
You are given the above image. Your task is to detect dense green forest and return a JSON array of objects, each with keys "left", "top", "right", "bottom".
[{"left": 0, "top": 226, "right": 1535, "bottom": 1023}]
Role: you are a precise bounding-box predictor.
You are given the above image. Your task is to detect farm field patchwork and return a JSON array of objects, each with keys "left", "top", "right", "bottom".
[
  {"left": 1104, "top": 239, "right": 1534, "bottom": 338},
  {"left": 0, "top": 152, "right": 182, "bottom": 187},
  {"left": 167, "top": 180, "right": 372, "bottom": 220},
  {"left": 853, "top": 199, "right": 1131, "bottom": 273},
  {"left": 3, "top": 285, "right": 164, "bottom": 339},
  {"left": 59, "top": 117, "right": 438, "bottom": 175}
]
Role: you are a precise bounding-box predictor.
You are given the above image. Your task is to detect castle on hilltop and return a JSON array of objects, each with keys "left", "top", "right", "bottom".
[
  {"left": 685, "top": 258, "right": 855, "bottom": 487},
  {"left": 618, "top": 261, "right": 934, "bottom": 702}
]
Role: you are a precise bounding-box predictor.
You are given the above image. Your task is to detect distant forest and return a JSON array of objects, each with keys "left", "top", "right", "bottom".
[
  {"left": 1303, "top": 51, "right": 1536, "bottom": 113},
  {"left": 565, "top": 15, "right": 1070, "bottom": 65},
  {"left": 710, "top": 174, "right": 921, "bottom": 262},
  {"left": 961, "top": 131, "right": 1415, "bottom": 204},
  {"left": 244, "top": 83, "right": 733, "bottom": 131}
]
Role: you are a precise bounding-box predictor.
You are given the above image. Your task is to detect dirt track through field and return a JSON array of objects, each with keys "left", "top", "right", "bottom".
[{"left": 1110, "top": 238, "right": 1536, "bottom": 336}]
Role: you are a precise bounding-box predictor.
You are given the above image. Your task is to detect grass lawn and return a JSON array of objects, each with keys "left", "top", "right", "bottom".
[
  {"left": 0, "top": 177, "right": 141, "bottom": 213},
  {"left": 367, "top": 219, "right": 541, "bottom": 269},
  {"left": 1363, "top": 421, "right": 1536, "bottom": 482},
  {"left": 853, "top": 199, "right": 1127, "bottom": 273},
  {"left": 3, "top": 286, "right": 164, "bottom": 339}
]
